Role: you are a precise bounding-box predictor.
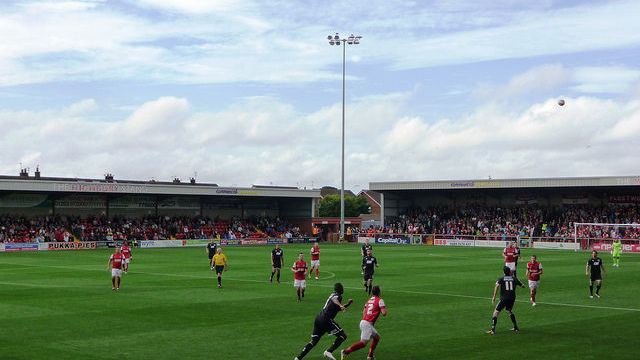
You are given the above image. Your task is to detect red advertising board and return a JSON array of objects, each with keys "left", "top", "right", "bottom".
[
  {"left": 434, "top": 239, "right": 447, "bottom": 245},
  {"left": 48, "top": 242, "right": 97, "bottom": 250},
  {"left": 592, "top": 242, "right": 640, "bottom": 253}
]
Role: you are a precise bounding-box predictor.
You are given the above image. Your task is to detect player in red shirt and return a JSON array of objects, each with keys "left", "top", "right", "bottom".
[
  {"left": 309, "top": 242, "right": 320, "bottom": 280},
  {"left": 107, "top": 247, "right": 125, "bottom": 290},
  {"left": 120, "top": 240, "right": 132, "bottom": 273},
  {"left": 526, "top": 255, "right": 543, "bottom": 307},
  {"left": 341, "top": 285, "right": 387, "bottom": 360},
  {"left": 503, "top": 242, "right": 517, "bottom": 274},
  {"left": 292, "top": 252, "right": 308, "bottom": 301}
]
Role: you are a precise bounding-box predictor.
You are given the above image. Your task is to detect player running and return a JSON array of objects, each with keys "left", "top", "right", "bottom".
[
  {"left": 107, "top": 247, "right": 125, "bottom": 290},
  {"left": 121, "top": 240, "right": 132, "bottom": 273},
  {"left": 294, "top": 283, "right": 353, "bottom": 360},
  {"left": 292, "top": 253, "right": 308, "bottom": 301},
  {"left": 612, "top": 239, "right": 622, "bottom": 267},
  {"left": 526, "top": 255, "right": 543, "bottom": 307},
  {"left": 586, "top": 250, "right": 607, "bottom": 298},
  {"left": 362, "top": 248, "right": 379, "bottom": 295},
  {"left": 271, "top": 243, "right": 284, "bottom": 283},
  {"left": 309, "top": 241, "right": 320, "bottom": 279},
  {"left": 206, "top": 238, "right": 217, "bottom": 267},
  {"left": 487, "top": 266, "right": 525, "bottom": 334},
  {"left": 211, "top": 248, "right": 228, "bottom": 288},
  {"left": 361, "top": 239, "right": 372, "bottom": 274},
  {"left": 341, "top": 285, "right": 387, "bottom": 360},
  {"left": 503, "top": 242, "right": 517, "bottom": 274}
]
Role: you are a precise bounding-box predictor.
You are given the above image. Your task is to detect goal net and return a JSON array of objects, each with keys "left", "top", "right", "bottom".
[{"left": 573, "top": 222, "right": 640, "bottom": 252}]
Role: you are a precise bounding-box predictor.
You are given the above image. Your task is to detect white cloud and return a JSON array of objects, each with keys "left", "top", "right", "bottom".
[
  {"left": 573, "top": 66, "right": 640, "bottom": 94},
  {"left": 2, "top": 93, "right": 639, "bottom": 190},
  {"left": 23, "top": 1, "right": 105, "bottom": 13},
  {"left": 474, "top": 64, "right": 571, "bottom": 100},
  {"left": 1, "top": 0, "right": 639, "bottom": 87},
  {"left": 133, "top": 0, "right": 243, "bottom": 14},
  {"left": 383, "top": 0, "right": 640, "bottom": 70}
]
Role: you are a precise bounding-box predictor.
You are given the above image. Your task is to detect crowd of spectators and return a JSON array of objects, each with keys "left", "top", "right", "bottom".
[
  {"left": 0, "top": 215, "right": 303, "bottom": 243},
  {"left": 3, "top": 204, "right": 639, "bottom": 243},
  {"left": 359, "top": 204, "right": 640, "bottom": 240}
]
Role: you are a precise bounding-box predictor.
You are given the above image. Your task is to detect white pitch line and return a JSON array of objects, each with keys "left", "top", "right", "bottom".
[
  {"left": 132, "top": 270, "right": 640, "bottom": 313},
  {"left": 3, "top": 262, "right": 639, "bottom": 313}
]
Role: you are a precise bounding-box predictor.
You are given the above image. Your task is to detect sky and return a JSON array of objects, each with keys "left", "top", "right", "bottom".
[{"left": 1, "top": 0, "right": 640, "bottom": 191}]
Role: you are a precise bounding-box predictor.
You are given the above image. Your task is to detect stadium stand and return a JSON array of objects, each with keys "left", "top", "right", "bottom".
[
  {"left": 357, "top": 204, "right": 639, "bottom": 240},
  {"left": 0, "top": 215, "right": 303, "bottom": 243}
]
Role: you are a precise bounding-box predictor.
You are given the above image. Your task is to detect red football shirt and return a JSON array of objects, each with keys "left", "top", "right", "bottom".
[
  {"left": 310, "top": 246, "right": 320, "bottom": 261},
  {"left": 503, "top": 247, "right": 517, "bottom": 262},
  {"left": 362, "top": 296, "right": 386, "bottom": 324},
  {"left": 527, "top": 261, "right": 543, "bottom": 281},
  {"left": 121, "top": 245, "right": 131, "bottom": 258},
  {"left": 293, "top": 260, "right": 307, "bottom": 280},
  {"left": 110, "top": 253, "right": 125, "bottom": 270}
]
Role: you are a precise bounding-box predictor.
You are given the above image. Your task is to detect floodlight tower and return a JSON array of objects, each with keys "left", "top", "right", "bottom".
[{"left": 327, "top": 33, "right": 362, "bottom": 242}]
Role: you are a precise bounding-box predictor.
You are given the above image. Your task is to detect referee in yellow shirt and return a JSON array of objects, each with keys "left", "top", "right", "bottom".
[{"left": 211, "top": 248, "right": 228, "bottom": 288}]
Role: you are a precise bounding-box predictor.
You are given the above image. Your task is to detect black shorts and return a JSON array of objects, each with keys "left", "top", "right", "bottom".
[
  {"left": 215, "top": 265, "right": 225, "bottom": 274},
  {"left": 209, "top": 256, "right": 214, "bottom": 262},
  {"left": 590, "top": 275, "right": 602, "bottom": 282},
  {"left": 312, "top": 316, "right": 343, "bottom": 339},
  {"left": 272, "top": 264, "right": 282, "bottom": 270},
  {"left": 495, "top": 298, "right": 515, "bottom": 312},
  {"left": 364, "top": 272, "right": 374, "bottom": 282}
]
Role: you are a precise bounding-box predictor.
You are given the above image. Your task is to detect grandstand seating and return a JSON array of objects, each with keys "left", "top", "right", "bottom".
[
  {"left": 2, "top": 205, "right": 638, "bottom": 243},
  {"left": 0, "top": 215, "right": 302, "bottom": 243}
]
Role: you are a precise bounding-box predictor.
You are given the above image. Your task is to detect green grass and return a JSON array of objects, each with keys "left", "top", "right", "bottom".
[{"left": 1, "top": 244, "right": 639, "bottom": 359}]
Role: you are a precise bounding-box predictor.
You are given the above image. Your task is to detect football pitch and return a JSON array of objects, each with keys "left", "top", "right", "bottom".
[{"left": 1, "top": 244, "right": 638, "bottom": 360}]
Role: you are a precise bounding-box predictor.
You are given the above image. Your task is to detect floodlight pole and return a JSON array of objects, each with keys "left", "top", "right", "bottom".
[{"left": 328, "top": 33, "right": 361, "bottom": 243}]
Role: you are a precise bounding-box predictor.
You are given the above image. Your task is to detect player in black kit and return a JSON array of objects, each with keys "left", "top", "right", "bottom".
[
  {"left": 361, "top": 240, "right": 372, "bottom": 274},
  {"left": 487, "top": 266, "right": 525, "bottom": 334},
  {"left": 205, "top": 239, "right": 217, "bottom": 266},
  {"left": 586, "top": 250, "right": 607, "bottom": 298},
  {"left": 294, "top": 283, "right": 353, "bottom": 360},
  {"left": 362, "top": 248, "right": 379, "bottom": 295},
  {"left": 271, "top": 243, "right": 284, "bottom": 283}
]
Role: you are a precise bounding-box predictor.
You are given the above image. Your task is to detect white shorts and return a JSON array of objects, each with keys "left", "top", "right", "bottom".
[
  {"left": 111, "top": 269, "right": 122, "bottom": 277},
  {"left": 528, "top": 280, "right": 539, "bottom": 288},
  {"left": 124, "top": 258, "right": 130, "bottom": 264},
  {"left": 359, "top": 320, "right": 378, "bottom": 341},
  {"left": 294, "top": 279, "right": 306, "bottom": 288},
  {"left": 310, "top": 260, "right": 320, "bottom": 268},
  {"left": 505, "top": 262, "right": 516, "bottom": 271}
]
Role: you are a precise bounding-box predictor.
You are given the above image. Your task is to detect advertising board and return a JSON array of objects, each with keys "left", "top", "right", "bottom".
[
  {"left": 182, "top": 239, "right": 213, "bottom": 247},
  {"left": 474, "top": 240, "right": 508, "bottom": 248},
  {"left": 433, "top": 238, "right": 474, "bottom": 247},
  {"left": 375, "top": 237, "right": 411, "bottom": 245},
  {"left": 47, "top": 242, "right": 97, "bottom": 250},
  {"left": 592, "top": 242, "right": 640, "bottom": 253},
  {"left": 533, "top": 241, "right": 580, "bottom": 250},
  {"left": 140, "top": 240, "right": 183, "bottom": 248},
  {"left": 4, "top": 243, "right": 39, "bottom": 251},
  {"left": 240, "top": 239, "right": 268, "bottom": 245}
]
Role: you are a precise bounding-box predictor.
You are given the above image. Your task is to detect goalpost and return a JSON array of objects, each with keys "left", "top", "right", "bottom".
[{"left": 573, "top": 222, "right": 640, "bottom": 252}]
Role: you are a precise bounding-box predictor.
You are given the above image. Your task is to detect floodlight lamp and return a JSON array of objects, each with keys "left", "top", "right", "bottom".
[
  {"left": 334, "top": 34, "right": 339, "bottom": 40},
  {"left": 327, "top": 35, "right": 333, "bottom": 40},
  {"left": 329, "top": 41, "right": 335, "bottom": 45}
]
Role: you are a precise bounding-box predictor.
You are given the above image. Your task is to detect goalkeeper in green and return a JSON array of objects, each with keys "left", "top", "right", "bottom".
[{"left": 612, "top": 239, "right": 622, "bottom": 267}]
